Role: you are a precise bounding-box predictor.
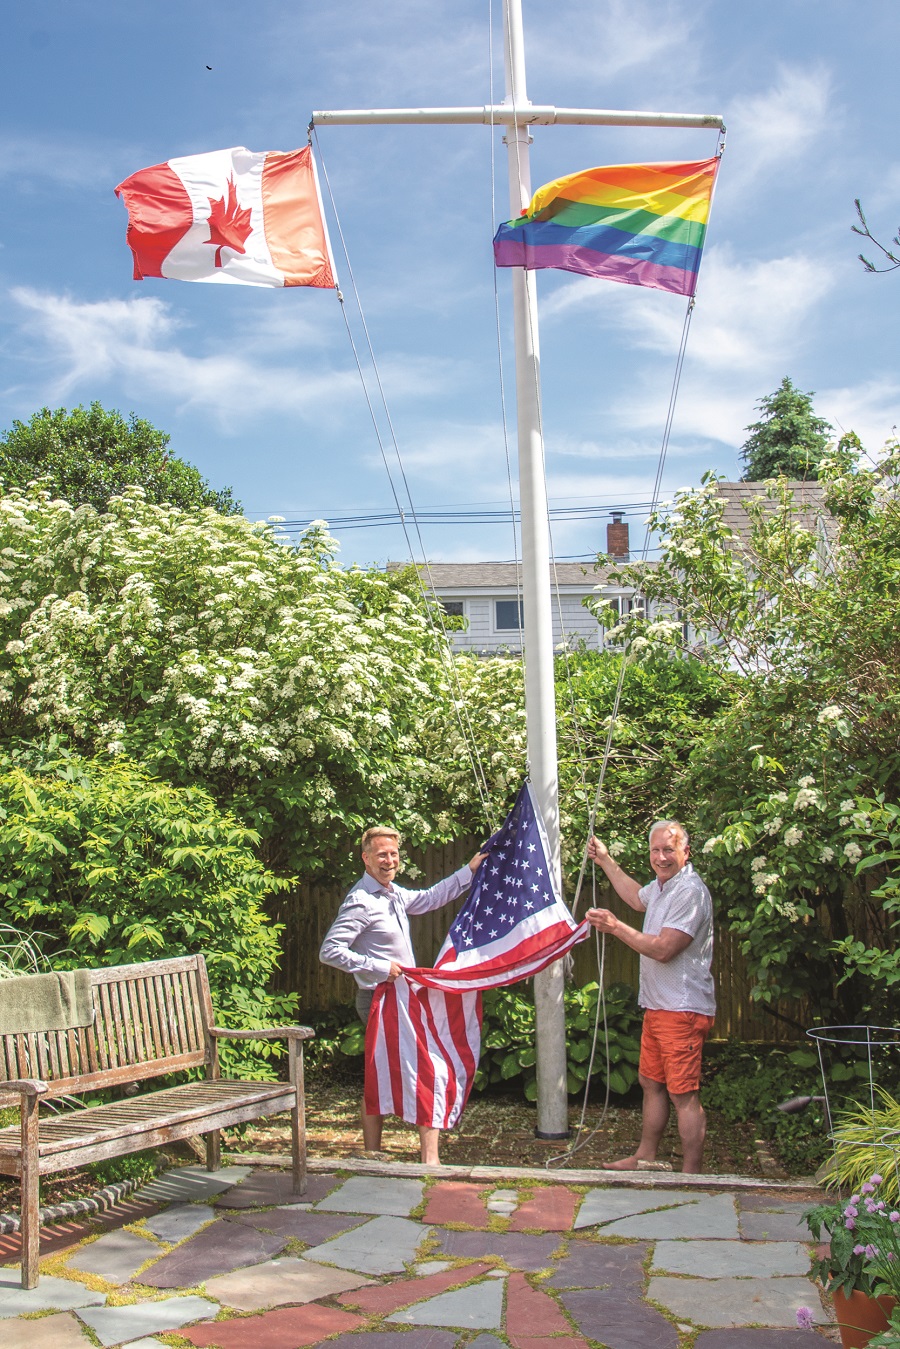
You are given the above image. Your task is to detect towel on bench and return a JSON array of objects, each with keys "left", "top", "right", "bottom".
[{"left": 0, "top": 969, "right": 94, "bottom": 1035}]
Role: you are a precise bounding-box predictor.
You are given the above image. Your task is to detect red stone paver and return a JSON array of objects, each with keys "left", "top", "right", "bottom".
[
  {"left": 337, "top": 1261, "right": 493, "bottom": 1315},
  {"left": 505, "top": 1271, "right": 572, "bottom": 1339},
  {"left": 181, "top": 1304, "right": 365, "bottom": 1348},
  {"left": 421, "top": 1181, "right": 493, "bottom": 1227},
  {"left": 508, "top": 1186, "right": 579, "bottom": 1232},
  {"left": 508, "top": 1337, "right": 591, "bottom": 1349}
]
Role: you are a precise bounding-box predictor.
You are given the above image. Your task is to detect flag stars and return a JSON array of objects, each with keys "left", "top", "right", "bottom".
[
  {"left": 489, "top": 929, "right": 498, "bottom": 938},
  {"left": 527, "top": 843, "right": 536, "bottom": 852},
  {"left": 525, "top": 900, "right": 534, "bottom": 910}
]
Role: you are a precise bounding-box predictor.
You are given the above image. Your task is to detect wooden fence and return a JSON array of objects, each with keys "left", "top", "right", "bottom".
[{"left": 266, "top": 838, "right": 806, "bottom": 1043}]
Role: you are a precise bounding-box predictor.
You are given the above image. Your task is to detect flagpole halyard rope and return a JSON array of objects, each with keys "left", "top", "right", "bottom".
[{"left": 312, "top": 133, "right": 497, "bottom": 831}]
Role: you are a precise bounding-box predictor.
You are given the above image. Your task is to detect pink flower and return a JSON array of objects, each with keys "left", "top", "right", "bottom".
[
  {"left": 862, "top": 1182, "right": 876, "bottom": 1195},
  {"left": 796, "top": 1307, "right": 815, "bottom": 1330},
  {"left": 871, "top": 1174, "right": 883, "bottom": 1185},
  {"left": 890, "top": 1212, "right": 899, "bottom": 1223}
]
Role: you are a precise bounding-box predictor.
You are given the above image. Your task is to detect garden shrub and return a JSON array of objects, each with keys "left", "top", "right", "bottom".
[{"left": 0, "top": 745, "right": 296, "bottom": 1077}]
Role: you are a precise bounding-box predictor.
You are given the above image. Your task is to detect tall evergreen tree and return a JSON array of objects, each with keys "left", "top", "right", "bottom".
[
  {"left": 0, "top": 403, "right": 239, "bottom": 513},
  {"left": 740, "top": 377, "right": 832, "bottom": 481}
]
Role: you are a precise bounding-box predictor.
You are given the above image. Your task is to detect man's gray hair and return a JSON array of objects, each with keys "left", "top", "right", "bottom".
[{"left": 648, "top": 819, "right": 690, "bottom": 847}]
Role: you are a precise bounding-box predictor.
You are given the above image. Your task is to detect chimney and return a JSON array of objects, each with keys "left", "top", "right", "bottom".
[{"left": 606, "top": 511, "right": 629, "bottom": 560}]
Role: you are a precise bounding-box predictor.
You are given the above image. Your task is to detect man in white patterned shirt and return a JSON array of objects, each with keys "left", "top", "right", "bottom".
[
  {"left": 585, "top": 819, "right": 715, "bottom": 1173},
  {"left": 320, "top": 826, "right": 486, "bottom": 1164}
]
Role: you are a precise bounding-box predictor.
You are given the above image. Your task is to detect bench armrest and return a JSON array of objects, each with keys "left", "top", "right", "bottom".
[
  {"left": 208, "top": 1026, "right": 315, "bottom": 1042},
  {"left": 1, "top": 1079, "right": 49, "bottom": 1098}
]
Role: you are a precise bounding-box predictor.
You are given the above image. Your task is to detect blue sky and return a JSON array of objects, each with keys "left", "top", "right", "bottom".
[{"left": 2, "top": 1, "right": 897, "bottom": 566}]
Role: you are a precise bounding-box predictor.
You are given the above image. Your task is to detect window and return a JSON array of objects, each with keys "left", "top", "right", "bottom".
[
  {"left": 441, "top": 600, "right": 464, "bottom": 617},
  {"left": 495, "top": 598, "right": 524, "bottom": 630},
  {"left": 603, "top": 595, "right": 645, "bottom": 620}
]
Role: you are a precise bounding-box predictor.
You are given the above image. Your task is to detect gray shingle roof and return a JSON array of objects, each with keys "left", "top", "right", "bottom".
[
  {"left": 389, "top": 560, "right": 622, "bottom": 589},
  {"left": 714, "top": 480, "right": 835, "bottom": 546}
]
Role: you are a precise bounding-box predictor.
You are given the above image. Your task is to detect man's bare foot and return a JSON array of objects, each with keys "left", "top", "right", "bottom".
[{"left": 603, "top": 1154, "right": 644, "bottom": 1170}]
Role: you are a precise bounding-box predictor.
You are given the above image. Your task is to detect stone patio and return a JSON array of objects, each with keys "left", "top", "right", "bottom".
[{"left": 0, "top": 1162, "right": 835, "bottom": 1346}]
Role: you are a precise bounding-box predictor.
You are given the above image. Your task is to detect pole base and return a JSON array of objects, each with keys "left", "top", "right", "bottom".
[{"left": 534, "top": 1128, "right": 571, "bottom": 1141}]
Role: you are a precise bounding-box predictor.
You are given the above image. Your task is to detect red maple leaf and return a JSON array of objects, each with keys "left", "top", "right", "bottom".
[{"left": 206, "top": 176, "right": 253, "bottom": 267}]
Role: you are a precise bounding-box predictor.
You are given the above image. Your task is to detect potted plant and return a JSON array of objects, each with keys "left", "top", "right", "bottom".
[{"left": 806, "top": 1176, "right": 900, "bottom": 1349}]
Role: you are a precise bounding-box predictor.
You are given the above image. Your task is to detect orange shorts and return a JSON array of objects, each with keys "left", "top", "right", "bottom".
[{"left": 639, "top": 1009, "right": 715, "bottom": 1095}]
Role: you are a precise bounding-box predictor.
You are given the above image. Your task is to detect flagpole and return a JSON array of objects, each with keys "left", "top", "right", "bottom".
[{"left": 498, "top": 0, "right": 568, "bottom": 1139}]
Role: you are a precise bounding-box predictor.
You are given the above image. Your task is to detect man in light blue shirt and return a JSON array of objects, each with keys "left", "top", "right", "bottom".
[{"left": 320, "top": 826, "right": 485, "bottom": 1163}]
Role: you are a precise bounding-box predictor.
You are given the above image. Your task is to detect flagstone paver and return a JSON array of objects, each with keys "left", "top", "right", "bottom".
[
  {"left": 508, "top": 1185, "right": 579, "bottom": 1231},
  {"left": 75, "top": 1294, "right": 218, "bottom": 1347},
  {"left": 421, "top": 1181, "right": 492, "bottom": 1226},
  {"left": 140, "top": 1217, "right": 287, "bottom": 1287},
  {"left": 433, "top": 1227, "right": 561, "bottom": 1270},
  {"left": 386, "top": 1277, "right": 505, "bottom": 1329},
  {"left": 336, "top": 1260, "right": 493, "bottom": 1315},
  {"left": 0, "top": 1310, "right": 96, "bottom": 1347},
  {"left": 505, "top": 1271, "right": 571, "bottom": 1337},
  {"left": 647, "top": 1275, "right": 827, "bottom": 1328},
  {"left": 487, "top": 1188, "right": 519, "bottom": 1215},
  {"left": 328, "top": 1333, "right": 459, "bottom": 1349},
  {"left": 232, "top": 1207, "right": 367, "bottom": 1244},
  {"left": 205, "top": 1256, "right": 372, "bottom": 1310},
  {"left": 508, "top": 1338, "right": 592, "bottom": 1349},
  {"left": 467, "top": 1335, "right": 508, "bottom": 1349},
  {"left": 303, "top": 1215, "right": 431, "bottom": 1275},
  {"left": 560, "top": 1287, "right": 680, "bottom": 1349},
  {"left": 135, "top": 1164, "right": 251, "bottom": 1205},
  {"left": 652, "top": 1239, "right": 811, "bottom": 1277},
  {"left": 182, "top": 1304, "right": 366, "bottom": 1348},
  {"left": 574, "top": 1186, "right": 704, "bottom": 1229},
  {"left": 67, "top": 1227, "right": 162, "bottom": 1282},
  {"left": 315, "top": 1176, "right": 425, "bottom": 1217},
  {"left": 738, "top": 1205, "right": 812, "bottom": 1242},
  {"left": 144, "top": 1202, "right": 216, "bottom": 1243},
  {"left": 693, "top": 1331, "right": 822, "bottom": 1346},
  {"left": 214, "top": 1170, "right": 339, "bottom": 1209},
  {"left": 601, "top": 1192, "right": 740, "bottom": 1240},
  {"left": 0, "top": 1268, "right": 107, "bottom": 1318},
  {"left": 545, "top": 1238, "right": 649, "bottom": 1289}
]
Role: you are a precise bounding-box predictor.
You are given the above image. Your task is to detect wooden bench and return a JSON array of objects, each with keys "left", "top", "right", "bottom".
[{"left": 0, "top": 954, "right": 314, "bottom": 1288}]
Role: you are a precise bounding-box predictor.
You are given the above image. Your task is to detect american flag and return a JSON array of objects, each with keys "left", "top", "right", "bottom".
[{"left": 364, "top": 783, "right": 589, "bottom": 1128}]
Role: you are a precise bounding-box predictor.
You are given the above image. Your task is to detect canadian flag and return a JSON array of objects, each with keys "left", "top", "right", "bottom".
[{"left": 115, "top": 146, "right": 335, "bottom": 289}]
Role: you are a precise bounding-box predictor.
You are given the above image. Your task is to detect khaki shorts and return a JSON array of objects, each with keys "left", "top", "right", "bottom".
[
  {"left": 639, "top": 1008, "right": 715, "bottom": 1095},
  {"left": 355, "top": 987, "right": 375, "bottom": 1025}
]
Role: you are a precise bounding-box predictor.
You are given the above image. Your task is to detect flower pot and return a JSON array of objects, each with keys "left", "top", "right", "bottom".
[{"left": 832, "top": 1287, "right": 897, "bottom": 1349}]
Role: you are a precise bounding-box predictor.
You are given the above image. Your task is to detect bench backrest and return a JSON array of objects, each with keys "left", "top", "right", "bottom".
[{"left": 0, "top": 955, "right": 215, "bottom": 1099}]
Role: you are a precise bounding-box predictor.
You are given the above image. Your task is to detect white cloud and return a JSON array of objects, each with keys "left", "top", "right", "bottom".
[
  {"left": 7, "top": 288, "right": 357, "bottom": 422},
  {"left": 5, "top": 288, "right": 453, "bottom": 427},
  {"left": 533, "top": 0, "right": 701, "bottom": 84},
  {"left": 820, "top": 378, "right": 900, "bottom": 451},
  {"left": 541, "top": 245, "right": 834, "bottom": 375},
  {"left": 725, "top": 64, "right": 834, "bottom": 186}
]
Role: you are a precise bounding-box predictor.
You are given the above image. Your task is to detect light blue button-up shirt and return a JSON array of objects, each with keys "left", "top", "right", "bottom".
[{"left": 319, "top": 865, "right": 472, "bottom": 988}]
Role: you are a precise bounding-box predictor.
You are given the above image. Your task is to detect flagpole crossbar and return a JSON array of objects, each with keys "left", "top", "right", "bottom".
[{"left": 311, "top": 105, "right": 724, "bottom": 131}]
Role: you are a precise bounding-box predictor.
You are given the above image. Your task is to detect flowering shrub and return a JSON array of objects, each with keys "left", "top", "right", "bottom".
[
  {"left": 601, "top": 437, "right": 900, "bottom": 1020},
  {"left": 0, "top": 745, "right": 296, "bottom": 1076}
]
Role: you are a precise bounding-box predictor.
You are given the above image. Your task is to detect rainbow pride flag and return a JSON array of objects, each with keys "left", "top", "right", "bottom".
[{"left": 493, "top": 158, "right": 720, "bottom": 297}]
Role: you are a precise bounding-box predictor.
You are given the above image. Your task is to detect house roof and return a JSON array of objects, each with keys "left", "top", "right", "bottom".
[
  {"left": 714, "top": 480, "right": 836, "bottom": 546},
  {"left": 389, "top": 560, "right": 624, "bottom": 590}
]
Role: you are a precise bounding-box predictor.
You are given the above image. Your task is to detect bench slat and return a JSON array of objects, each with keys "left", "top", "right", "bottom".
[{"left": 0, "top": 1080, "right": 292, "bottom": 1162}]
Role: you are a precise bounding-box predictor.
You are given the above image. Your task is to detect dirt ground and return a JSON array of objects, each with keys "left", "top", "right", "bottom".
[{"left": 233, "top": 1071, "right": 768, "bottom": 1175}]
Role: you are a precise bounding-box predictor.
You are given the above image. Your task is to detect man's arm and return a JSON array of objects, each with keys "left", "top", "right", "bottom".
[
  {"left": 586, "top": 837, "right": 646, "bottom": 911},
  {"left": 403, "top": 851, "right": 487, "bottom": 916},
  {"left": 585, "top": 909, "right": 693, "bottom": 963},
  {"left": 319, "top": 895, "right": 396, "bottom": 983}
]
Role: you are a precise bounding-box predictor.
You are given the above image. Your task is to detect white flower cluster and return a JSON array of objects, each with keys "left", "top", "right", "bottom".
[
  {"left": 817, "top": 705, "right": 843, "bottom": 723},
  {"left": 783, "top": 826, "right": 804, "bottom": 846},
  {"left": 843, "top": 841, "right": 863, "bottom": 864}
]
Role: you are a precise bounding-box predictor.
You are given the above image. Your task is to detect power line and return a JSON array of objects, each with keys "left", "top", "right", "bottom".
[{"left": 252, "top": 499, "right": 656, "bottom": 532}]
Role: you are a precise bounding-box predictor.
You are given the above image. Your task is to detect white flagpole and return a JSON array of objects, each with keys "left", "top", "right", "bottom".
[
  {"left": 311, "top": 6, "right": 723, "bottom": 1142},
  {"left": 500, "top": 0, "right": 568, "bottom": 1139}
]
